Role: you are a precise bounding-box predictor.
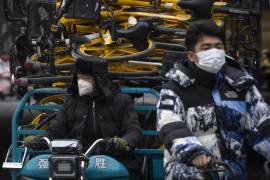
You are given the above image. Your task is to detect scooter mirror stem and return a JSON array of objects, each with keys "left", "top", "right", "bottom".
[
  {"left": 84, "top": 139, "right": 105, "bottom": 157},
  {"left": 42, "top": 137, "right": 52, "bottom": 151}
]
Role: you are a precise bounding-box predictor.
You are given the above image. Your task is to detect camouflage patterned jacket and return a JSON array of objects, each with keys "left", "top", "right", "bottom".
[{"left": 157, "top": 59, "right": 270, "bottom": 169}]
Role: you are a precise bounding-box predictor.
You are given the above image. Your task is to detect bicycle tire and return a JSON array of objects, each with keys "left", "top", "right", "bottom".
[
  {"left": 38, "top": 94, "right": 65, "bottom": 104},
  {"left": 72, "top": 39, "right": 156, "bottom": 62},
  {"left": 155, "top": 42, "right": 186, "bottom": 52}
]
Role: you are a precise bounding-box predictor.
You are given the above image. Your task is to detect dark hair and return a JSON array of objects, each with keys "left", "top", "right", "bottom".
[{"left": 185, "top": 20, "right": 225, "bottom": 51}]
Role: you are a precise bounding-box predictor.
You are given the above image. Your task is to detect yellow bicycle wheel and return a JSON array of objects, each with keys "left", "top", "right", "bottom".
[
  {"left": 30, "top": 93, "right": 65, "bottom": 130},
  {"left": 31, "top": 113, "right": 49, "bottom": 130},
  {"left": 38, "top": 94, "right": 65, "bottom": 104},
  {"left": 55, "top": 55, "right": 75, "bottom": 64},
  {"left": 74, "top": 38, "right": 156, "bottom": 62}
]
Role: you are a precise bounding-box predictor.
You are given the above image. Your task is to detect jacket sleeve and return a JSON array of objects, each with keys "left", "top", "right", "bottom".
[
  {"left": 157, "top": 89, "right": 209, "bottom": 163},
  {"left": 118, "top": 94, "right": 142, "bottom": 150},
  {"left": 244, "top": 86, "right": 270, "bottom": 159},
  {"left": 45, "top": 97, "right": 70, "bottom": 140}
]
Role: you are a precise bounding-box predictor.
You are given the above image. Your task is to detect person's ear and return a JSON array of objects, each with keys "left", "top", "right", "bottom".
[{"left": 186, "top": 51, "right": 199, "bottom": 63}]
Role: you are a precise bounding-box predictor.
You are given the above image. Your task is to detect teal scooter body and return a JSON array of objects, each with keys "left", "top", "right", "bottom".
[
  {"left": 7, "top": 88, "right": 162, "bottom": 180},
  {"left": 21, "top": 154, "right": 129, "bottom": 180}
]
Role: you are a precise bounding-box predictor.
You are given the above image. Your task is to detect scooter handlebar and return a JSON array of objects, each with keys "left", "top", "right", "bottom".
[
  {"left": 205, "top": 160, "right": 237, "bottom": 180},
  {"left": 84, "top": 138, "right": 131, "bottom": 157}
]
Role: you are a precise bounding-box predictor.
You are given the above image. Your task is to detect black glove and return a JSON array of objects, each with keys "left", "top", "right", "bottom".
[
  {"left": 114, "top": 137, "right": 129, "bottom": 151},
  {"left": 106, "top": 137, "right": 129, "bottom": 151},
  {"left": 23, "top": 135, "right": 49, "bottom": 150}
]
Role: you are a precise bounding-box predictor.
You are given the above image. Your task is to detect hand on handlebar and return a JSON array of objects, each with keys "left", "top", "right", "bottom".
[
  {"left": 114, "top": 137, "right": 129, "bottom": 151},
  {"left": 191, "top": 154, "right": 212, "bottom": 169},
  {"left": 106, "top": 137, "right": 130, "bottom": 151},
  {"left": 23, "top": 135, "right": 49, "bottom": 150}
]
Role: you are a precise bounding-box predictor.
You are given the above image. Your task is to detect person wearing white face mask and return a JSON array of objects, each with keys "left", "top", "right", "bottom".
[
  {"left": 194, "top": 48, "right": 226, "bottom": 74},
  {"left": 157, "top": 20, "right": 270, "bottom": 180},
  {"left": 42, "top": 58, "right": 143, "bottom": 179},
  {"left": 77, "top": 74, "right": 95, "bottom": 96}
]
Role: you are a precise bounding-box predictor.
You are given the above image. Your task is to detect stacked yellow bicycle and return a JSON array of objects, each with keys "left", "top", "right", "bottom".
[{"left": 9, "top": 0, "right": 261, "bottom": 93}]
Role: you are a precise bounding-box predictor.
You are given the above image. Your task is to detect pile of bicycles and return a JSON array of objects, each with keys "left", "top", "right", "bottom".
[{"left": 2, "top": 0, "right": 261, "bottom": 97}]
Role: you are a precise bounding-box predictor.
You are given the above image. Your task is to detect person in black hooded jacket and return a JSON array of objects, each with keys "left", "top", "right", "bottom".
[{"left": 46, "top": 57, "right": 142, "bottom": 178}]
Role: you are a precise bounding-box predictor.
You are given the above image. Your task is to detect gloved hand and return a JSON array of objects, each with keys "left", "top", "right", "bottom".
[
  {"left": 113, "top": 137, "right": 129, "bottom": 151},
  {"left": 23, "top": 135, "right": 48, "bottom": 150},
  {"left": 106, "top": 137, "right": 129, "bottom": 151},
  {"left": 23, "top": 135, "right": 40, "bottom": 146}
]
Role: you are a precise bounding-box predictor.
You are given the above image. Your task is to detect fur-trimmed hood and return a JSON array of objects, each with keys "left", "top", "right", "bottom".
[{"left": 68, "top": 57, "right": 120, "bottom": 98}]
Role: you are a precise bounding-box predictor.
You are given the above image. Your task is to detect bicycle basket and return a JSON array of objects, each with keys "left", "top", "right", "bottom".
[
  {"left": 67, "top": 0, "right": 101, "bottom": 19},
  {"left": 27, "top": 0, "right": 55, "bottom": 41}
]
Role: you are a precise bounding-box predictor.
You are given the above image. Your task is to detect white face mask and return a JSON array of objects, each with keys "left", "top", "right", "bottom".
[
  {"left": 78, "top": 79, "right": 94, "bottom": 96},
  {"left": 195, "top": 48, "right": 226, "bottom": 74}
]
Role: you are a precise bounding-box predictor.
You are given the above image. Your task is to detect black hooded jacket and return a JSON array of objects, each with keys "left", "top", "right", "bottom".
[{"left": 46, "top": 74, "right": 142, "bottom": 171}]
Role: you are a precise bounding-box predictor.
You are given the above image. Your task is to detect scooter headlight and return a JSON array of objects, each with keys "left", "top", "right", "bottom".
[{"left": 50, "top": 156, "right": 78, "bottom": 179}]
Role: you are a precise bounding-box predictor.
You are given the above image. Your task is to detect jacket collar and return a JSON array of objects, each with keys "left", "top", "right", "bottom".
[
  {"left": 188, "top": 62, "right": 216, "bottom": 88},
  {"left": 221, "top": 56, "right": 255, "bottom": 91},
  {"left": 165, "top": 57, "right": 255, "bottom": 91},
  {"left": 165, "top": 61, "right": 195, "bottom": 88},
  {"left": 165, "top": 60, "right": 216, "bottom": 88}
]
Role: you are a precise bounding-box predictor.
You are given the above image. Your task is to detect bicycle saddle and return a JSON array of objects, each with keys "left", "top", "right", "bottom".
[
  {"left": 117, "top": 21, "right": 151, "bottom": 51},
  {"left": 178, "top": 0, "right": 214, "bottom": 19},
  {"left": 70, "top": 34, "right": 91, "bottom": 46}
]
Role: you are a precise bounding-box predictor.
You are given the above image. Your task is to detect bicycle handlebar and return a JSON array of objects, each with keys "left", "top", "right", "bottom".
[
  {"left": 117, "top": 17, "right": 187, "bottom": 41},
  {"left": 213, "top": 6, "right": 261, "bottom": 17},
  {"left": 117, "top": 21, "right": 150, "bottom": 37},
  {"left": 15, "top": 76, "right": 72, "bottom": 87},
  {"left": 153, "top": 24, "right": 187, "bottom": 36},
  {"left": 24, "top": 61, "right": 74, "bottom": 71}
]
